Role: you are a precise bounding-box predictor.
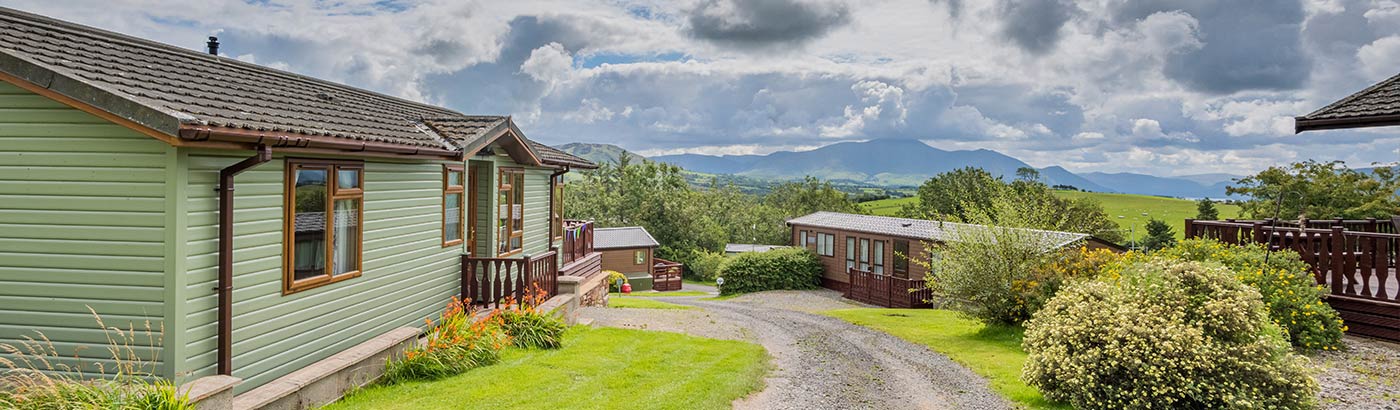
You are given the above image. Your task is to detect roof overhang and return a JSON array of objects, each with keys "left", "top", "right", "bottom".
[{"left": 1295, "top": 115, "right": 1400, "bottom": 133}]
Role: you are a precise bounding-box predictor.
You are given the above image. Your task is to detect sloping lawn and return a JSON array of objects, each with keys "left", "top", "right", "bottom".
[
  {"left": 327, "top": 327, "right": 767, "bottom": 410},
  {"left": 615, "top": 290, "right": 711, "bottom": 297},
  {"left": 609, "top": 297, "right": 694, "bottom": 310},
  {"left": 822, "top": 309, "right": 1068, "bottom": 410}
]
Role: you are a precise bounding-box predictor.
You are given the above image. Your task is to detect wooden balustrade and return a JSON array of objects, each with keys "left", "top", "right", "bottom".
[
  {"left": 561, "top": 219, "right": 595, "bottom": 265},
  {"left": 1186, "top": 219, "right": 1400, "bottom": 341},
  {"left": 462, "top": 250, "right": 559, "bottom": 308},
  {"left": 652, "top": 258, "right": 684, "bottom": 291},
  {"left": 845, "top": 267, "right": 932, "bottom": 308}
]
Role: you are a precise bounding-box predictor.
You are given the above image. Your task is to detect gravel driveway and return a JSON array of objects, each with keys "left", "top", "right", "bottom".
[{"left": 580, "top": 289, "right": 1010, "bottom": 410}]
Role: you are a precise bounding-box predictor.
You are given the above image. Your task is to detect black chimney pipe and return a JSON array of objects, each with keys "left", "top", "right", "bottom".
[{"left": 207, "top": 36, "right": 219, "bottom": 56}]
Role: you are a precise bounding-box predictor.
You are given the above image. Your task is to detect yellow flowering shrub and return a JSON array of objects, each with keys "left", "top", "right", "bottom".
[
  {"left": 1154, "top": 239, "right": 1345, "bottom": 352},
  {"left": 1022, "top": 260, "right": 1319, "bottom": 409}
]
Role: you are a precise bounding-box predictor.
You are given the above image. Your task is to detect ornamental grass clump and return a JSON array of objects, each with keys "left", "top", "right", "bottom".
[
  {"left": 717, "top": 247, "right": 822, "bottom": 296},
  {"left": 381, "top": 297, "right": 508, "bottom": 384},
  {"left": 497, "top": 286, "right": 566, "bottom": 350},
  {"left": 1155, "top": 239, "right": 1345, "bottom": 352},
  {"left": 0, "top": 308, "right": 193, "bottom": 410},
  {"left": 1022, "top": 259, "right": 1318, "bottom": 409}
]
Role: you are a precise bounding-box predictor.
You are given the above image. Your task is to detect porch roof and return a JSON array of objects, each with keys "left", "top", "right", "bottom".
[{"left": 1296, "top": 72, "right": 1400, "bottom": 132}]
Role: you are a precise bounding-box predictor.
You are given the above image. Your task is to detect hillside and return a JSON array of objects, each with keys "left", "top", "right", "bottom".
[
  {"left": 647, "top": 138, "right": 1235, "bottom": 197},
  {"left": 556, "top": 142, "right": 640, "bottom": 166},
  {"left": 861, "top": 190, "right": 1243, "bottom": 241}
]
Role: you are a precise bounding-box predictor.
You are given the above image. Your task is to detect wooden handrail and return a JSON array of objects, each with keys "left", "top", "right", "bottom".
[{"left": 462, "top": 250, "right": 560, "bottom": 308}]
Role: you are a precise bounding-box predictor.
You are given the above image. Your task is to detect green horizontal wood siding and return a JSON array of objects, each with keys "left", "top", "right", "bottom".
[
  {"left": 181, "top": 151, "right": 462, "bottom": 393},
  {"left": 471, "top": 152, "right": 555, "bottom": 259},
  {"left": 0, "top": 81, "right": 168, "bottom": 374}
]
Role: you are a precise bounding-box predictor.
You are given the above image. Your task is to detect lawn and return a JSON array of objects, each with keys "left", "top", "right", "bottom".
[
  {"left": 327, "top": 327, "right": 768, "bottom": 410},
  {"left": 608, "top": 296, "right": 694, "bottom": 310},
  {"left": 861, "top": 190, "right": 1242, "bottom": 241},
  {"left": 619, "top": 290, "right": 711, "bottom": 297},
  {"left": 822, "top": 308, "right": 1068, "bottom": 410}
]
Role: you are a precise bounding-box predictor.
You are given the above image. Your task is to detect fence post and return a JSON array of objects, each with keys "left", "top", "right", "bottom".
[
  {"left": 1252, "top": 221, "right": 1265, "bottom": 244},
  {"left": 1367, "top": 217, "right": 1378, "bottom": 232},
  {"left": 1184, "top": 219, "right": 1195, "bottom": 239},
  {"left": 1330, "top": 226, "right": 1345, "bottom": 295}
]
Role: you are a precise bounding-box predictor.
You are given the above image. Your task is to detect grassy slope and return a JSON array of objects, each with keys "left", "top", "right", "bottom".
[
  {"left": 822, "top": 309, "right": 1068, "bottom": 410},
  {"left": 608, "top": 296, "right": 695, "bottom": 310},
  {"left": 328, "top": 327, "right": 767, "bottom": 410},
  {"left": 861, "top": 191, "right": 1243, "bottom": 240}
]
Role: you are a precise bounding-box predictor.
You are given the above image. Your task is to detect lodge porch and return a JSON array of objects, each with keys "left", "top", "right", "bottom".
[{"left": 1186, "top": 219, "right": 1400, "bottom": 341}]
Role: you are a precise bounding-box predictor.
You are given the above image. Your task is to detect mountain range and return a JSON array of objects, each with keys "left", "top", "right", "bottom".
[{"left": 557, "top": 139, "right": 1240, "bottom": 199}]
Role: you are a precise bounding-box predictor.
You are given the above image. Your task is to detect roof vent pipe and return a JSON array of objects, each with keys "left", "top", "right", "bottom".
[{"left": 206, "top": 36, "right": 219, "bottom": 55}]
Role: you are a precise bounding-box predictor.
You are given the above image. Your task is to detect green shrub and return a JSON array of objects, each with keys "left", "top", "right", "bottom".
[
  {"left": 382, "top": 298, "right": 506, "bottom": 384},
  {"left": 718, "top": 247, "right": 822, "bottom": 296},
  {"left": 498, "top": 289, "right": 566, "bottom": 349},
  {"left": 926, "top": 226, "right": 1071, "bottom": 325},
  {"left": 1022, "top": 259, "right": 1318, "bottom": 409},
  {"left": 686, "top": 250, "right": 728, "bottom": 282},
  {"left": 1154, "top": 239, "right": 1345, "bottom": 351},
  {"left": 605, "top": 270, "right": 627, "bottom": 292}
]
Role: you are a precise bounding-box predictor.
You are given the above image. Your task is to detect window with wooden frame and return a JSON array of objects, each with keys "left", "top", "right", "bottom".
[
  {"left": 872, "top": 240, "right": 886, "bottom": 275},
  {"left": 858, "top": 238, "right": 870, "bottom": 271},
  {"left": 497, "top": 168, "right": 525, "bottom": 256},
  {"left": 798, "top": 230, "right": 808, "bottom": 249},
  {"left": 893, "top": 239, "right": 910, "bottom": 276},
  {"left": 284, "top": 159, "right": 363, "bottom": 294},
  {"left": 443, "top": 165, "right": 465, "bottom": 247},
  {"left": 845, "top": 236, "right": 856, "bottom": 270},
  {"left": 634, "top": 250, "right": 646, "bottom": 265},
  {"left": 816, "top": 233, "right": 835, "bottom": 257},
  {"left": 551, "top": 175, "right": 564, "bottom": 241}
]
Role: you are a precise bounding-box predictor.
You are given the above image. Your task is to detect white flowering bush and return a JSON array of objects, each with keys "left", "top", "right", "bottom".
[{"left": 1022, "top": 259, "right": 1318, "bottom": 409}]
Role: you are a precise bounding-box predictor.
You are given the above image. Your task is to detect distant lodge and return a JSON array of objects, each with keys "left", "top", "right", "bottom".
[{"left": 786, "top": 212, "right": 1122, "bottom": 294}]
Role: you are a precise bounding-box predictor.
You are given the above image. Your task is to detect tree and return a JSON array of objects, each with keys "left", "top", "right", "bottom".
[
  {"left": 1016, "top": 166, "right": 1041, "bottom": 182},
  {"left": 1228, "top": 160, "right": 1400, "bottom": 219},
  {"left": 763, "top": 176, "right": 863, "bottom": 217},
  {"left": 1196, "top": 198, "right": 1219, "bottom": 220},
  {"left": 901, "top": 168, "right": 1124, "bottom": 244},
  {"left": 1140, "top": 218, "right": 1176, "bottom": 251}
]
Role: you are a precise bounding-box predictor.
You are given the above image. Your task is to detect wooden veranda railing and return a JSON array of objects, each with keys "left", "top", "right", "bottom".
[
  {"left": 652, "top": 258, "right": 684, "bottom": 291},
  {"left": 845, "top": 267, "right": 932, "bottom": 308},
  {"left": 561, "top": 219, "right": 595, "bottom": 265},
  {"left": 1186, "top": 219, "right": 1400, "bottom": 341},
  {"left": 462, "top": 250, "right": 559, "bottom": 308}
]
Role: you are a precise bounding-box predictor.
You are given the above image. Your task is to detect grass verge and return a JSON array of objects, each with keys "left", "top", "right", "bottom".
[
  {"left": 618, "top": 290, "right": 711, "bottom": 297},
  {"left": 609, "top": 297, "right": 694, "bottom": 310},
  {"left": 822, "top": 308, "right": 1068, "bottom": 410},
  {"left": 327, "top": 327, "right": 768, "bottom": 410}
]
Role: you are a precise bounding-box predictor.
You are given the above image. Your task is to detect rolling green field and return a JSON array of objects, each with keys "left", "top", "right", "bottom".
[{"left": 861, "top": 191, "right": 1242, "bottom": 241}]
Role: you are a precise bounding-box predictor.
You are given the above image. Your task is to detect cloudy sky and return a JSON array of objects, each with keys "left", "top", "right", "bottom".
[{"left": 7, "top": 0, "right": 1400, "bottom": 176}]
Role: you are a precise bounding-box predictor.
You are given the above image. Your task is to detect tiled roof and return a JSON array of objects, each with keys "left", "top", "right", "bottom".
[
  {"left": 423, "top": 116, "right": 509, "bottom": 149},
  {"left": 786, "top": 212, "right": 1090, "bottom": 249},
  {"left": 1296, "top": 72, "right": 1400, "bottom": 132},
  {"left": 530, "top": 141, "right": 598, "bottom": 169},
  {"left": 594, "top": 227, "right": 659, "bottom": 249},
  {"left": 0, "top": 7, "right": 462, "bottom": 149}
]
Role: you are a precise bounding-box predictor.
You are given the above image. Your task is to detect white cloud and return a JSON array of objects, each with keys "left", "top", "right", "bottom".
[
  {"left": 521, "top": 42, "right": 575, "bottom": 85},
  {"left": 1358, "top": 36, "right": 1400, "bottom": 80}
]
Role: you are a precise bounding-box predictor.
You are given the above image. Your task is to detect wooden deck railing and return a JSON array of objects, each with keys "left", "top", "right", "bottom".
[
  {"left": 845, "top": 267, "right": 932, "bottom": 308},
  {"left": 462, "top": 250, "right": 559, "bottom": 308},
  {"left": 561, "top": 219, "right": 595, "bottom": 265},
  {"left": 1186, "top": 219, "right": 1400, "bottom": 341},
  {"left": 652, "top": 258, "right": 684, "bottom": 291}
]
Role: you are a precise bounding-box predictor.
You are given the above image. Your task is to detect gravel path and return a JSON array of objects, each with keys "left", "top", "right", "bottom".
[
  {"left": 580, "top": 289, "right": 1010, "bottom": 410},
  {"left": 1315, "top": 336, "right": 1400, "bottom": 409}
]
